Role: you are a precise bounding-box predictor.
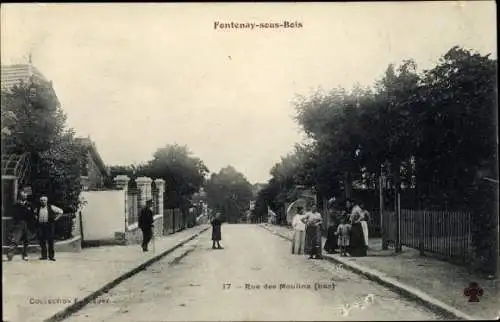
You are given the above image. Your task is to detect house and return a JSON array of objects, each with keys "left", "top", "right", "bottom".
[
  {"left": 1, "top": 63, "right": 49, "bottom": 91},
  {"left": 75, "top": 137, "right": 110, "bottom": 191}
]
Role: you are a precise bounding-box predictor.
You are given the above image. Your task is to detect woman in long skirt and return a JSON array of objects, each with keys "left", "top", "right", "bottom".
[
  {"left": 323, "top": 212, "right": 339, "bottom": 254},
  {"left": 348, "top": 204, "right": 367, "bottom": 257},
  {"left": 302, "top": 205, "right": 323, "bottom": 259},
  {"left": 211, "top": 212, "right": 223, "bottom": 249}
]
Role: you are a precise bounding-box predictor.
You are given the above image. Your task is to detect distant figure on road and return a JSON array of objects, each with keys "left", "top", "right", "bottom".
[
  {"left": 34, "top": 195, "right": 64, "bottom": 261},
  {"left": 302, "top": 205, "right": 323, "bottom": 259},
  {"left": 291, "top": 206, "right": 306, "bottom": 255},
  {"left": 5, "top": 192, "right": 35, "bottom": 261},
  {"left": 211, "top": 212, "right": 223, "bottom": 249},
  {"left": 138, "top": 199, "right": 154, "bottom": 252}
]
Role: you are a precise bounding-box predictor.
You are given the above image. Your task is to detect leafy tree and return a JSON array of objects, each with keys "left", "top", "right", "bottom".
[
  {"left": 1, "top": 77, "right": 82, "bottom": 211},
  {"left": 205, "top": 166, "right": 253, "bottom": 223},
  {"left": 139, "top": 144, "right": 209, "bottom": 210}
]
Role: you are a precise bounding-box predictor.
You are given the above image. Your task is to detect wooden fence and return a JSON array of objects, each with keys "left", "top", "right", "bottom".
[
  {"left": 383, "top": 209, "right": 472, "bottom": 264},
  {"left": 164, "top": 208, "right": 184, "bottom": 235}
]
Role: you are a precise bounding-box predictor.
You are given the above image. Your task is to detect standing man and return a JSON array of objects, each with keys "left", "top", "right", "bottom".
[
  {"left": 34, "top": 195, "right": 64, "bottom": 261},
  {"left": 5, "top": 192, "right": 35, "bottom": 261},
  {"left": 138, "top": 199, "right": 154, "bottom": 252},
  {"left": 291, "top": 206, "right": 306, "bottom": 255}
]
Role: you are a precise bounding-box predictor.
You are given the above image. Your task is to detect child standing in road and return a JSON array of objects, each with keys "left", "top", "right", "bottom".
[{"left": 336, "top": 217, "right": 350, "bottom": 256}]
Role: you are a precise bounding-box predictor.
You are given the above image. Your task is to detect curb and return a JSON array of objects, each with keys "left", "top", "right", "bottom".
[
  {"left": 259, "top": 224, "right": 475, "bottom": 321},
  {"left": 44, "top": 226, "right": 210, "bottom": 322}
]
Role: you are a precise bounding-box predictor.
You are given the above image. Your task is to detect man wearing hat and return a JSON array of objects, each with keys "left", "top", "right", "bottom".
[
  {"left": 5, "top": 191, "right": 35, "bottom": 261},
  {"left": 138, "top": 199, "right": 154, "bottom": 252}
]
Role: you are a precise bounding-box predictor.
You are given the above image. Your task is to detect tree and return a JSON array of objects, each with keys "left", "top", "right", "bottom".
[
  {"left": 1, "top": 77, "right": 82, "bottom": 211},
  {"left": 139, "top": 144, "right": 209, "bottom": 210},
  {"left": 205, "top": 166, "right": 253, "bottom": 223}
]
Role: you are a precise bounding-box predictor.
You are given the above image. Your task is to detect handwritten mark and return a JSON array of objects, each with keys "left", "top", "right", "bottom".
[
  {"left": 464, "top": 282, "right": 483, "bottom": 302},
  {"left": 338, "top": 294, "right": 376, "bottom": 316}
]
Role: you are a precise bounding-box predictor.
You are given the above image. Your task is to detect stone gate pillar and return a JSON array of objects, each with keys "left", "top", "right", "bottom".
[
  {"left": 136, "top": 177, "right": 153, "bottom": 208},
  {"left": 114, "top": 175, "right": 130, "bottom": 192},
  {"left": 113, "top": 175, "right": 130, "bottom": 234},
  {"left": 154, "top": 179, "right": 165, "bottom": 216}
]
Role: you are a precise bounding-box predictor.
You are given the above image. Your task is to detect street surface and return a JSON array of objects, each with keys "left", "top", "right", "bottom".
[{"left": 65, "top": 224, "right": 445, "bottom": 321}]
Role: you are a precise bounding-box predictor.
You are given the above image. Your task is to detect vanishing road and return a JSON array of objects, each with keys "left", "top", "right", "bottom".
[{"left": 65, "top": 224, "right": 445, "bottom": 321}]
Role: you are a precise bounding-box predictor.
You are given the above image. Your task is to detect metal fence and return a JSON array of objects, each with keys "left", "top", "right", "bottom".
[
  {"left": 2, "top": 213, "right": 76, "bottom": 244},
  {"left": 127, "top": 191, "right": 139, "bottom": 226},
  {"left": 383, "top": 209, "right": 473, "bottom": 264}
]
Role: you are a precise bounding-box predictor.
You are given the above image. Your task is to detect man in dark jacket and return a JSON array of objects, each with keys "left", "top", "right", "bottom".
[
  {"left": 5, "top": 192, "right": 35, "bottom": 261},
  {"left": 138, "top": 199, "right": 154, "bottom": 252},
  {"left": 34, "top": 195, "right": 64, "bottom": 261}
]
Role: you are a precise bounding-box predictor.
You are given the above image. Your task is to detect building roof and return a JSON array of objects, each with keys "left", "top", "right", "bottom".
[
  {"left": 75, "top": 137, "right": 110, "bottom": 177},
  {"left": 1, "top": 64, "right": 47, "bottom": 91}
]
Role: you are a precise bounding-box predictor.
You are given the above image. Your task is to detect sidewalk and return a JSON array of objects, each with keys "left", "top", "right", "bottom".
[
  {"left": 2, "top": 225, "right": 210, "bottom": 322},
  {"left": 261, "top": 224, "right": 500, "bottom": 320}
]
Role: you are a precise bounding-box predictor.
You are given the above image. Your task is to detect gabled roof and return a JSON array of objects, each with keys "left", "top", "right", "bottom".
[{"left": 75, "top": 137, "right": 109, "bottom": 177}]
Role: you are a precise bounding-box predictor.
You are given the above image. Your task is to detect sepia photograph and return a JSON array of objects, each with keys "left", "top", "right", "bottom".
[{"left": 1, "top": 2, "right": 498, "bottom": 321}]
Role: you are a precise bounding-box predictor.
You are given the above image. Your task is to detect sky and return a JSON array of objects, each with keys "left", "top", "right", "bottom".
[{"left": 1, "top": 2, "right": 496, "bottom": 183}]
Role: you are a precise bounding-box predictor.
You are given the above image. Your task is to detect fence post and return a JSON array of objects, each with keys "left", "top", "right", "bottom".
[
  {"left": 395, "top": 192, "right": 402, "bottom": 253},
  {"left": 114, "top": 175, "right": 130, "bottom": 231},
  {"left": 379, "top": 175, "right": 388, "bottom": 250},
  {"left": 418, "top": 210, "right": 425, "bottom": 256}
]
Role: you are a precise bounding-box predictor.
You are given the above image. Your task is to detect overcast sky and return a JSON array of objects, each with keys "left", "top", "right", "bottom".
[{"left": 1, "top": 2, "right": 496, "bottom": 183}]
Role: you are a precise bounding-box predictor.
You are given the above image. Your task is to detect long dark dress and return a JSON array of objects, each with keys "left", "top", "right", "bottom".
[
  {"left": 324, "top": 224, "right": 338, "bottom": 253},
  {"left": 211, "top": 218, "right": 222, "bottom": 241},
  {"left": 349, "top": 222, "right": 367, "bottom": 257},
  {"left": 304, "top": 224, "right": 315, "bottom": 255}
]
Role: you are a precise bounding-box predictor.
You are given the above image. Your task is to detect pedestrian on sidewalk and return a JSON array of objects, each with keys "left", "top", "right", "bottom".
[
  {"left": 336, "top": 216, "right": 350, "bottom": 256},
  {"left": 138, "top": 199, "right": 154, "bottom": 252},
  {"left": 359, "top": 203, "right": 370, "bottom": 250},
  {"left": 348, "top": 201, "right": 367, "bottom": 257},
  {"left": 34, "top": 195, "right": 64, "bottom": 261},
  {"left": 211, "top": 212, "right": 223, "bottom": 249},
  {"left": 291, "top": 206, "right": 306, "bottom": 255},
  {"left": 302, "top": 205, "right": 323, "bottom": 259},
  {"left": 5, "top": 192, "right": 35, "bottom": 261}
]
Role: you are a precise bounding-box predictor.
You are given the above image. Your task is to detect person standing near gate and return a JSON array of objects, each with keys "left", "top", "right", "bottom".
[
  {"left": 5, "top": 192, "right": 35, "bottom": 261},
  {"left": 34, "top": 195, "right": 64, "bottom": 261},
  {"left": 138, "top": 199, "right": 154, "bottom": 252}
]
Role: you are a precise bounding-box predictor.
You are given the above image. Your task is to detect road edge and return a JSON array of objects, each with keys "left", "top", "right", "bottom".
[
  {"left": 44, "top": 226, "right": 210, "bottom": 322},
  {"left": 259, "top": 223, "right": 475, "bottom": 321}
]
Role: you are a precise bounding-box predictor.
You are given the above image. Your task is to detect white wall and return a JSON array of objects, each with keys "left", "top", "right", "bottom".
[{"left": 80, "top": 190, "right": 126, "bottom": 241}]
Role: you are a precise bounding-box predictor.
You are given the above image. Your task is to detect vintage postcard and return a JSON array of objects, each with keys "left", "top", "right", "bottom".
[{"left": 1, "top": 2, "right": 498, "bottom": 321}]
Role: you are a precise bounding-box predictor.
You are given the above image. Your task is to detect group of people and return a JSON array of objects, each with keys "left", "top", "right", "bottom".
[
  {"left": 291, "top": 205, "right": 324, "bottom": 259},
  {"left": 4, "top": 192, "right": 64, "bottom": 261},
  {"left": 323, "top": 199, "right": 370, "bottom": 257},
  {"left": 291, "top": 199, "right": 370, "bottom": 259}
]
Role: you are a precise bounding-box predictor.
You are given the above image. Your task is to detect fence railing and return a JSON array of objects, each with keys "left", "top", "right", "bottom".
[
  {"left": 2, "top": 213, "right": 76, "bottom": 244},
  {"left": 127, "top": 192, "right": 139, "bottom": 226},
  {"left": 382, "top": 209, "right": 472, "bottom": 264}
]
